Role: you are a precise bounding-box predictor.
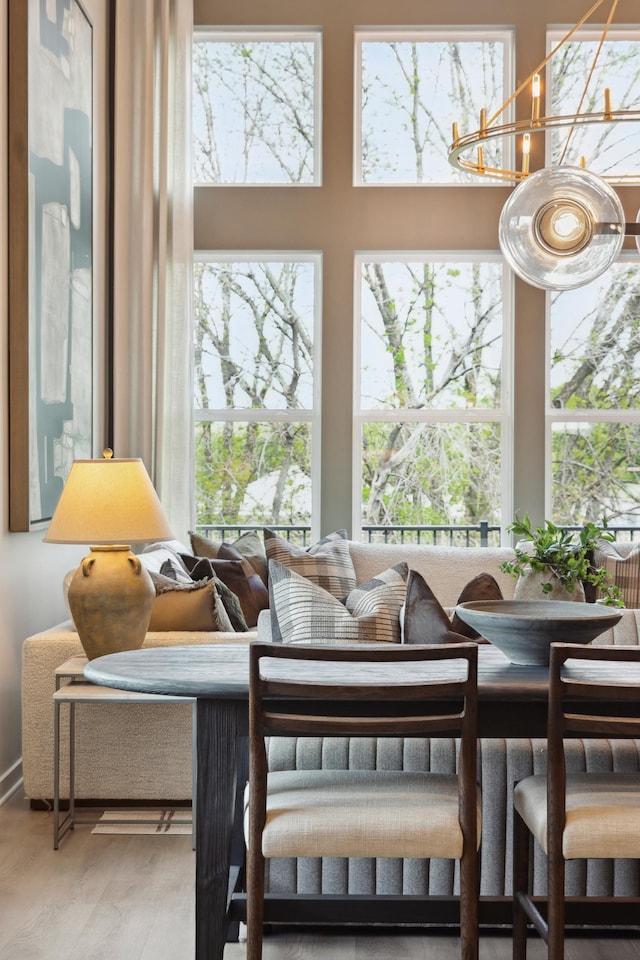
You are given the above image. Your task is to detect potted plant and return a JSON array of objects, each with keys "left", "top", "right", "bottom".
[{"left": 499, "top": 514, "right": 624, "bottom": 607}]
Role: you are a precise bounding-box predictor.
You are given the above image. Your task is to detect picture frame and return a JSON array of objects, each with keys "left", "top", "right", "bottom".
[{"left": 8, "top": 0, "right": 99, "bottom": 531}]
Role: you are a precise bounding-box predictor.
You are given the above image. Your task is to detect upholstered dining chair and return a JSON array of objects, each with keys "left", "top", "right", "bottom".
[
  {"left": 513, "top": 642, "right": 640, "bottom": 960},
  {"left": 245, "top": 640, "right": 481, "bottom": 960}
]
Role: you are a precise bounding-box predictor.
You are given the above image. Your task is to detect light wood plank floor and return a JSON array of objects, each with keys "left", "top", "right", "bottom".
[{"left": 2, "top": 788, "right": 639, "bottom": 960}]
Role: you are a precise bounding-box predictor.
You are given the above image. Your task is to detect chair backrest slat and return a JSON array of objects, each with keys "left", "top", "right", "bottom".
[{"left": 250, "top": 641, "right": 478, "bottom": 743}]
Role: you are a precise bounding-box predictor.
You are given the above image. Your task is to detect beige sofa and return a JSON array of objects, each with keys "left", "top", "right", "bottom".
[{"left": 21, "top": 539, "right": 640, "bottom": 901}]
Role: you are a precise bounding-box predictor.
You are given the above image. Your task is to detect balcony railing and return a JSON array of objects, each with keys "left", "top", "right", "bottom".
[{"left": 195, "top": 521, "right": 640, "bottom": 549}]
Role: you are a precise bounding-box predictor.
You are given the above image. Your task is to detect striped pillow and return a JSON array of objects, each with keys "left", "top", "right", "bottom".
[
  {"left": 269, "top": 560, "right": 408, "bottom": 645},
  {"left": 264, "top": 528, "right": 357, "bottom": 597}
]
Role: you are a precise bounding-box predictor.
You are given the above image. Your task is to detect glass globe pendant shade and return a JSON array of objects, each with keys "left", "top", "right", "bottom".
[{"left": 498, "top": 166, "right": 625, "bottom": 290}]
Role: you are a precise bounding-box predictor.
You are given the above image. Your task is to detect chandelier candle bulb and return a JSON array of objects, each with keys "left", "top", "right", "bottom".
[
  {"left": 480, "top": 107, "right": 487, "bottom": 135},
  {"left": 531, "top": 74, "right": 541, "bottom": 124},
  {"left": 522, "top": 134, "right": 531, "bottom": 176},
  {"left": 604, "top": 87, "right": 612, "bottom": 120}
]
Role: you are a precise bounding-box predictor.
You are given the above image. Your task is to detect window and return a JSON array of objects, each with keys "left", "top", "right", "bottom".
[
  {"left": 196, "top": 7, "right": 640, "bottom": 542},
  {"left": 193, "top": 254, "right": 321, "bottom": 531},
  {"left": 547, "top": 259, "right": 640, "bottom": 526},
  {"left": 355, "top": 255, "right": 511, "bottom": 536},
  {"left": 548, "top": 27, "right": 640, "bottom": 179},
  {"left": 355, "top": 29, "right": 513, "bottom": 185},
  {"left": 193, "top": 29, "right": 322, "bottom": 185}
]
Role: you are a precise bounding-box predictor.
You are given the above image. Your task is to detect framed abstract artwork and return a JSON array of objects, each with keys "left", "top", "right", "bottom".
[{"left": 8, "top": 0, "right": 98, "bottom": 531}]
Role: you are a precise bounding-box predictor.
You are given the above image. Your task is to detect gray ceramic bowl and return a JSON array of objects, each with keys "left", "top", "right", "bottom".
[{"left": 454, "top": 599, "right": 623, "bottom": 665}]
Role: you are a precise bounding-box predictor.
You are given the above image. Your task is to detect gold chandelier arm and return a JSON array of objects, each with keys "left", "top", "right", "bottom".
[
  {"left": 558, "top": 0, "right": 619, "bottom": 165},
  {"left": 486, "top": 0, "right": 609, "bottom": 129}
]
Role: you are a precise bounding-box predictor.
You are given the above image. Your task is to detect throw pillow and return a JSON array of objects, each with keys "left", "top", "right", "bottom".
[
  {"left": 402, "top": 569, "right": 503, "bottom": 644},
  {"left": 189, "top": 531, "right": 220, "bottom": 558},
  {"left": 178, "top": 556, "right": 248, "bottom": 631},
  {"left": 450, "top": 572, "right": 504, "bottom": 639},
  {"left": 264, "top": 528, "right": 357, "bottom": 597},
  {"left": 594, "top": 540, "right": 640, "bottom": 607},
  {"left": 180, "top": 554, "right": 268, "bottom": 628},
  {"left": 188, "top": 531, "right": 268, "bottom": 584},
  {"left": 218, "top": 533, "right": 268, "bottom": 585},
  {"left": 148, "top": 572, "right": 234, "bottom": 632},
  {"left": 139, "top": 547, "right": 192, "bottom": 582},
  {"left": 269, "top": 560, "right": 408, "bottom": 645}
]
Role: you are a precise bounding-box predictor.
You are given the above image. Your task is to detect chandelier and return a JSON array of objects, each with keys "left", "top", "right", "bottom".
[{"left": 448, "top": 0, "right": 640, "bottom": 290}]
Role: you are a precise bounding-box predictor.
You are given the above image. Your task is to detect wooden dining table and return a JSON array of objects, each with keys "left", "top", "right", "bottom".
[{"left": 83, "top": 641, "right": 632, "bottom": 960}]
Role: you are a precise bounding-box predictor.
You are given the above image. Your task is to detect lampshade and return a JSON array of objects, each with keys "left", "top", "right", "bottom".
[
  {"left": 498, "top": 166, "right": 625, "bottom": 291},
  {"left": 44, "top": 454, "right": 173, "bottom": 545}
]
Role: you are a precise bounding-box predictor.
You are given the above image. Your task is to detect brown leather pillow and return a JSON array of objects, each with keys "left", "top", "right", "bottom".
[
  {"left": 181, "top": 553, "right": 269, "bottom": 628},
  {"left": 218, "top": 535, "right": 268, "bottom": 585},
  {"left": 450, "top": 572, "right": 503, "bottom": 639},
  {"left": 402, "top": 570, "right": 471, "bottom": 645},
  {"left": 403, "top": 570, "right": 503, "bottom": 644}
]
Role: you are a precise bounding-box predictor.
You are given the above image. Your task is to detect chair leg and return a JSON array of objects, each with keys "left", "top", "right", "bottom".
[
  {"left": 459, "top": 845, "right": 479, "bottom": 960},
  {"left": 546, "top": 845, "right": 565, "bottom": 960},
  {"left": 246, "top": 844, "right": 265, "bottom": 960},
  {"left": 512, "top": 809, "right": 529, "bottom": 960}
]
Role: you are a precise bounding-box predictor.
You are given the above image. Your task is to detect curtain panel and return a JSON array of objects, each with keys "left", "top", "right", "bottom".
[{"left": 112, "top": 0, "right": 193, "bottom": 542}]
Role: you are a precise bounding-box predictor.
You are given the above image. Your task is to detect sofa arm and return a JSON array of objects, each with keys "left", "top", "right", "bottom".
[{"left": 22, "top": 622, "right": 256, "bottom": 801}]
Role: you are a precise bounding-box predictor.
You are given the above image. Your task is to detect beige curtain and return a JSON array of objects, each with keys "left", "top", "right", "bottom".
[{"left": 112, "top": 0, "right": 193, "bottom": 543}]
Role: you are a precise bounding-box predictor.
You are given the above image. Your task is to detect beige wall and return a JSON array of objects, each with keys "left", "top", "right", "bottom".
[
  {"left": 0, "top": 0, "right": 110, "bottom": 802},
  {"left": 194, "top": 0, "right": 640, "bottom": 534}
]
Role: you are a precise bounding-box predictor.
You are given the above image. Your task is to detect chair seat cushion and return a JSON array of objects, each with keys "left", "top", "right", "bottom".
[
  {"left": 245, "top": 768, "right": 481, "bottom": 859},
  {"left": 514, "top": 772, "right": 640, "bottom": 859}
]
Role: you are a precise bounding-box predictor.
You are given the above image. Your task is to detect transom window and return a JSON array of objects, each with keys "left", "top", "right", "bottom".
[
  {"left": 354, "top": 29, "right": 513, "bottom": 185},
  {"left": 192, "top": 29, "right": 322, "bottom": 185},
  {"left": 548, "top": 26, "right": 640, "bottom": 180}
]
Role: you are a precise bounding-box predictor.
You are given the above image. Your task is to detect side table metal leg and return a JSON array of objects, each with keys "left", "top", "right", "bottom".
[
  {"left": 69, "top": 702, "right": 76, "bottom": 829},
  {"left": 53, "top": 700, "right": 61, "bottom": 850}
]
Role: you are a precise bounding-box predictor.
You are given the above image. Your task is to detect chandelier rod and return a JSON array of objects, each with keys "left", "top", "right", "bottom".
[{"left": 558, "top": 0, "right": 619, "bottom": 164}]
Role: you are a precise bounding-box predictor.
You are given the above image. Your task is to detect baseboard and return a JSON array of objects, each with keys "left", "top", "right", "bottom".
[
  {"left": 0, "top": 757, "right": 24, "bottom": 806},
  {"left": 29, "top": 797, "right": 191, "bottom": 811}
]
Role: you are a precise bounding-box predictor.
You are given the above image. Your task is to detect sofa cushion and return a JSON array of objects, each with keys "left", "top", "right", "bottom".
[
  {"left": 402, "top": 569, "right": 502, "bottom": 644},
  {"left": 148, "top": 572, "right": 234, "bottom": 632},
  {"left": 269, "top": 560, "right": 408, "bottom": 645}
]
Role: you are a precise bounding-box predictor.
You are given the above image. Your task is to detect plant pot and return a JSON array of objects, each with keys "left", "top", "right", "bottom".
[{"left": 513, "top": 568, "right": 585, "bottom": 603}]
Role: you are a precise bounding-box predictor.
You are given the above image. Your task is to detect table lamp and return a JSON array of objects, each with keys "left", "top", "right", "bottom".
[{"left": 44, "top": 449, "right": 174, "bottom": 660}]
